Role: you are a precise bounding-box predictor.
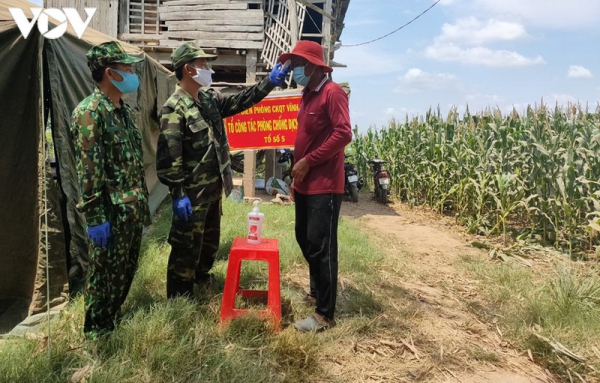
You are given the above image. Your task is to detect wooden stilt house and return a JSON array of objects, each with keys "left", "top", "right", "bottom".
[{"left": 47, "top": 0, "right": 350, "bottom": 87}]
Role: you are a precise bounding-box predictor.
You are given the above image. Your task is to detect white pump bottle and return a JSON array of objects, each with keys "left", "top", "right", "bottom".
[{"left": 247, "top": 200, "right": 264, "bottom": 244}]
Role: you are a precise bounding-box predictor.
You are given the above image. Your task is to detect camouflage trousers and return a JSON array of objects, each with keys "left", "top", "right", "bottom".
[
  {"left": 84, "top": 224, "right": 143, "bottom": 336},
  {"left": 167, "top": 198, "right": 222, "bottom": 298}
]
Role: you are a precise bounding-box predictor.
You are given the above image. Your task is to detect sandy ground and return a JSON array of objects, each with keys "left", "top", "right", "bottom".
[
  {"left": 325, "top": 194, "right": 555, "bottom": 383},
  {"left": 246, "top": 181, "right": 556, "bottom": 382}
]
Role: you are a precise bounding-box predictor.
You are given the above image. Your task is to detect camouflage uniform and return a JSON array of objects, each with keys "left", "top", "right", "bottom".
[
  {"left": 157, "top": 42, "right": 275, "bottom": 297},
  {"left": 71, "top": 41, "right": 150, "bottom": 337}
]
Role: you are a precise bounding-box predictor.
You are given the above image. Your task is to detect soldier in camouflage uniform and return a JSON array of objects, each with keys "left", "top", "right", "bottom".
[
  {"left": 71, "top": 41, "right": 151, "bottom": 338},
  {"left": 157, "top": 42, "right": 290, "bottom": 298}
]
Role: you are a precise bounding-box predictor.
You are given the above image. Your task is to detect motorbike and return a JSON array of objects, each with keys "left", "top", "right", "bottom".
[
  {"left": 278, "top": 150, "right": 364, "bottom": 203},
  {"left": 344, "top": 154, "right": 364, "bottom": 202},
  {"left": 277, "top": 149, "right": 294, "bottom": 187},
  {"left": 368, "top": 159, "right": 391, "bottom": 204}
]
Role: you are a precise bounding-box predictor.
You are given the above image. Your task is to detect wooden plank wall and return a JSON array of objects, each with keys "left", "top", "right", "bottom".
[
  {"left": 46, "top": 0, "right": 119, "bottom": 38},
  {"left": 156, "top": 0, "right": 264, "bottom": 50},
  {"left": 127, "top": 0, "right": 161, "bottom": 35},
  {"left": 261, "top": 0, "right": 305, "bottom": 76}
]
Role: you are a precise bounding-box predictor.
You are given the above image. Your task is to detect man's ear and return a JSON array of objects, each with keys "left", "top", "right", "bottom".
[
  {"left": 184, "top": 63, "right": 196, "bottom": 77},
  {"left": 105, "top": 67, "right": 114, "bottom": 81},
  {"left": 106, "top": 67, "right": 123, "bottom": 82}
]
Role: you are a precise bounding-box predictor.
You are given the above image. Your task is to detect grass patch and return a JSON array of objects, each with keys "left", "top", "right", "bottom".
[
  {"left": 459, "top": 254, "right": 600, "bottom": 380},
  {"left": 0, "top": 197, "right": 384, "bottom": 383}
]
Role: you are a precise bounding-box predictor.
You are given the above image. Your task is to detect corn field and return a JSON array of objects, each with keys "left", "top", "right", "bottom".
[{"left": 351, "top": 104, "right": 600, "bottom": 254}]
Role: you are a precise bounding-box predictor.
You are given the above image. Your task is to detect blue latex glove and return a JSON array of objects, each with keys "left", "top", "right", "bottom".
[
  {"left": 173, "top": 195, "right": 193, "bottom": 222},
  {"left": 87, "top": 222, "right": 111, "bottom": 248},
  {"left": 268, "top": 62, "right": 291, "bottom": 86}
]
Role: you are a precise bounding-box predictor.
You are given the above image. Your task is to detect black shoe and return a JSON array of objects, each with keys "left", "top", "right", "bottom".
[{"left": 167, "top": 279, "right": 194, "bottom": 299}]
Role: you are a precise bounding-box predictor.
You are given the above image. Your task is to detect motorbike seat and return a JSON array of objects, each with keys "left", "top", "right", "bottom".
[
  {"left": 278, "top": 151, "right": 293, "bottom": 163},
  {"left": 368, "top": 159, "right": 388, "bottom": 165}
]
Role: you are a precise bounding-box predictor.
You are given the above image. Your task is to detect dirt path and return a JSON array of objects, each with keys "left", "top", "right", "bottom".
[{"left": 327, "top": 196, "right": 556, "bottom": 383}]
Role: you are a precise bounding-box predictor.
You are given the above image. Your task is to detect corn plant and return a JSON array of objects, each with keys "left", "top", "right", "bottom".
[{"left": 352, "top": 103, "right": 600, "bottom": 254}]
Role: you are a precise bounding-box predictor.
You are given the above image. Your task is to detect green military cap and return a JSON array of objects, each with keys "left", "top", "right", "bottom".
[
  {"left": 87, "top": 41, "right": 144, "bottom": 71},
  {"left": 171, "top": 42, "right": 217, "bottom": 69}
]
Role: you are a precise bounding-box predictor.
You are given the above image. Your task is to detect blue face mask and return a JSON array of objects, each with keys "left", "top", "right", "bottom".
[
  {"left": 292, "top": 66, "right": 310, "bottom": 87},
  {"left": 110, "top": 69, "right": 140, "bottom": 93}
]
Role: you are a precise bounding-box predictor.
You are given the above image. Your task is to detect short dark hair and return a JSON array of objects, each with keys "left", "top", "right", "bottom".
[
  {"left": 92, "top": 66, "right": 107, "bottom": 82},
  {"left": 175, "top": 60, "right": 196, "bottom": 81},
  {"left": 92, "top": 64, "right": 119, "bottom": 83}
]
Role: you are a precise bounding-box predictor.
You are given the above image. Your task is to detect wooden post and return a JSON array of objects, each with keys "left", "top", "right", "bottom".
[
  {"left": 243, "top": 49, "right": 258, "bottom": 198},
  {"left": 119, "top": 0, "right": 130, "bottom": 36},
  {"left": 246, "top": 49, "right": 258, "bottom": 83},
  {"left": 243, "top": 150, "right": 256, "bottom": 198},
  {"left": 288, "top": 0, "right": 299, "bottom": 46},
  {"left": 323, "top": 0, "right": 333, "bottom": 66},
  {"left": 265, "top": 150, "right": 276, "bottom": 182}
]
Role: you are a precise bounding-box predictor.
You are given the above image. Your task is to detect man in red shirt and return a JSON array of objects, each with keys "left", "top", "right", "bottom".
[{"left": 279, "top": 40, "right": 352, "bottom": 332}]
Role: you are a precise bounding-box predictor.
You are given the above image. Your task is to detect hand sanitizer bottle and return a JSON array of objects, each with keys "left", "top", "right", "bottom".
[{"left": 247, "top": 200, "right": 264, "bottom": 244}]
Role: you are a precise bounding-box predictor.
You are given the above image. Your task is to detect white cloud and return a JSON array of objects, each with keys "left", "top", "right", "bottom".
[
  {"left": 466, "top": 93, "right": 504, "bottom": 104},
  {"left": 501, "top": 94, "right": 584, "bottom": 115},
  {"left": 424, "top": 42, "right": 544, "bottom": 67},
  {"left": 567, "top": 65, "right": 593, "bottom": 79},
  {"left": 394, "top": 68, "right": 459, "bottom": 93},
  {"left": 403, "top": 68, "right": 457, "bottom": 82},
  {"left": 384, "top": 107, "right": 422, "bottom": 119},
  {"left": 423, "top": 17, "right": 542, "bottom": 67},
  {"left": 335, "top": 45, "right": 404, "bottom": 77},
  {"left": 503, "top": 95, "right": 581, "bottom": 114},
  {"left": 475, "top": 0, "right": 600, "bottom": 29},
  {"left": 547, "top": 93, "right": 579, "bottom": 105},
  {"left": 439, "top": 0, "right": 456, "bottom": 5},
  {"left": 384, "top": 107, "right": 414, "bottom": 115},
  {"left": 463, "top": 93, "right": 506, "bottom": 112},
  {"left": 437, "top": 17, "right": 528, "bottom": 45},
  {"left": 504, "top": 103, "right": 531, "bottom": 114}
]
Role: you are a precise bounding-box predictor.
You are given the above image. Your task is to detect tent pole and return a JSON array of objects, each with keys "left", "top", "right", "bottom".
[{"left": 40, "top": 37, "right": 51, "bottom": 357}]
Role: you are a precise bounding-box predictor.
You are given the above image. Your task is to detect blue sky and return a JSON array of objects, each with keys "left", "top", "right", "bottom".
[{"left": 333, "top": 0, "right": 600, "bottom": 131}]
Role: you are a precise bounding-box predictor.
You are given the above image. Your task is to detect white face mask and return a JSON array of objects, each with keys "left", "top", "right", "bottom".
[{"left": 192, "top": 67, "right": 214, "bottom": 87}]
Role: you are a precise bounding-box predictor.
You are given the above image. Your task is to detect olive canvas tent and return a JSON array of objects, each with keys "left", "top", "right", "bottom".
[{"left": 0, "top": 0, "right": 174, "bottom": 334}]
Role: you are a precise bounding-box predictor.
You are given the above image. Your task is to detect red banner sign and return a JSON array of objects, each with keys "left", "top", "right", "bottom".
[{"left": 225, "top": 94, "right": 302, "bottom": 150}]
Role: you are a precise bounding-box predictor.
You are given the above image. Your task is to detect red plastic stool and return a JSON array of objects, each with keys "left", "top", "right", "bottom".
[{"left": 219, "top": 237, "right": 281, "bottom": 331}]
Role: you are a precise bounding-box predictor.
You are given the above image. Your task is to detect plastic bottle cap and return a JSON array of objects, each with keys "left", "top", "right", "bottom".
[{"left": 253, "top": 200, "right": 260, "bottom": 213}]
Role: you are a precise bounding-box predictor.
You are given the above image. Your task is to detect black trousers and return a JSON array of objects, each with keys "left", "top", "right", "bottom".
[{"left": 294, "top": 192, "right": 343, "bottom": 320}]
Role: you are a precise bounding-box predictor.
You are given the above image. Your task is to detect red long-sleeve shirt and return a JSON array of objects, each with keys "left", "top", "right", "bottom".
[{"left": 293, "top": 78, "right": 353, "bottom": 195}]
